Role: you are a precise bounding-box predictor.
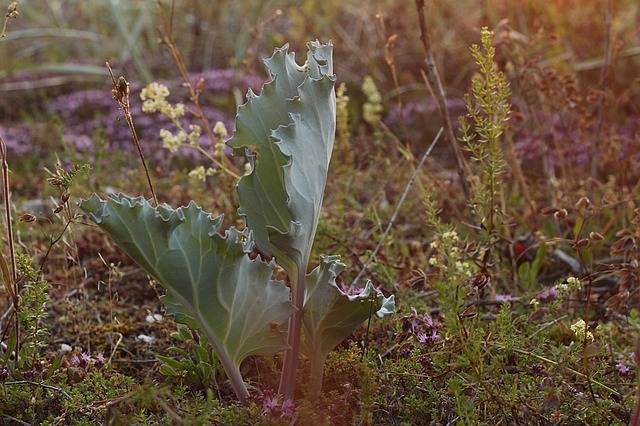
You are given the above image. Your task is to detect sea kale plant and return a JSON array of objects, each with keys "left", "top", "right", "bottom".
[{"left": 81, "top": 41, "right": 394, "bottom": 403}]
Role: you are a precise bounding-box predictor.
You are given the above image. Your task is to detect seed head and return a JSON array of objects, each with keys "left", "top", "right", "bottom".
[
  {"left": 19, "top": 213, "right": 36, "bottom": 223},
  {"left": 589, "top": 232, "right": 604, "bottom": 241},
  {"left": 553, "top": 209, "right": 568, "bottom": 220},
  {"left": 575, "top": 196, "right": 591, "bottom": 210}
]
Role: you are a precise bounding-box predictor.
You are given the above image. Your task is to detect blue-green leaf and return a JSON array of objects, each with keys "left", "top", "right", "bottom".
[
  {"left": 302, "top": 255, "right": 395, "bottom": 393},
  {"left": 228, "top": 41, "right": 336, "bottom": 278},
  {"left": 80, "top": 194, "right": 292, "bottom": 401}
]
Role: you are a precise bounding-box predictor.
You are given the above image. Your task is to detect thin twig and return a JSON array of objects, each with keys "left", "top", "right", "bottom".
[
  {"left": 105, "top": 62, "right": 159, "bottom": 206},
  {"left": 351, "top": 128, "right": 443, "bottom": 287},
  {"left": 360, "top": 292, "right": 377, "bottom": 360},
  {"left": 2, "top": 415, "right": 29, "bottom": 425},
  {"left": 107, "top": 332, "right": 123, "bottom": 365},
  {"left": 38, "top": 214, "right": 76, "bottom": 272},
  {"left": 0, "top": 137, "right": 16, "bottom": 287},
  {"left": 0, "top": 135, "right": 19, "bottom": 366},
  {"left": 158, "top": 2, "right": 240, "bottom": 179},
  {"left": 415, "top": 0, "right": 470, "bottom": 201},
  {"left": 590, "top": 0, "right": 614, "bottom": 178},
  {"left": 4, "top": 380, "right": 71, "bottom": 399}
]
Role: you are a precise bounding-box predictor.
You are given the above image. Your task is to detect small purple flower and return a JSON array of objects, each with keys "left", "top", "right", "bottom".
[
  {"left": 261, "top": 395, "right": 279, "bottom": 414},
  {"left": 260, "top": 392, "right": 295, "bottom": 418},
  {"left": 80, "top": 352, "right": 92, "bottom": 367},
  {"left": 416, "top": 330, "right": 440, "bottom": 345},
  {"left": 616, "top": 361, "right": 631, "bottom": 377},
  {"left": 94, "top": 352, "right": 106, "bottom": 368},
  {"left": 530, "top": 364, "right": 545, "bottom": 376},
  {"left": 495, "top": 294, "right": 517, "bottom": 303},
  {"left": 23, "top": 369, "right": 37, "bottom": 381},
  {"left": 0, "top": 366, "right": 8, "bottom": 381},
  {"left": 70, "top": 354, "right": 81, "bottom": 367},
  {"left": 405, "top": 308, "right": 440, "bottom": 345},
  {"left": 538, "top": 286, "right": 558, "bottom": 303}
]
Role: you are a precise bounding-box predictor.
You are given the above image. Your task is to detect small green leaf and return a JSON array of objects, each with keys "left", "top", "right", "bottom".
[
  {"left": 159, "top": 364, "right": 180, "bottom": 377},
  {"left": 157, "top": 355, "right": 184, "bottom": 370}
]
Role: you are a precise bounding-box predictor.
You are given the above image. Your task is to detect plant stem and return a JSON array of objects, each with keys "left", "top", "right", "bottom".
[
  {"left": 0, "top": 136, "right": 18, "bottom": 366},
  {"left": 181, "top": 291, "right": 250, "bottom": 403},
  {"left": 105, "top": 62, "right": 159, "bottom": 206},
  {"left": 278, "top": 266, "right": 307, "bottom": 400},
  {"left": 352, "top": 128, "right": 442, "bottom": 287},
  {"left": 590, "top": 0, "right": 613, "bottom": 178},
  {"left": 415, "top": 0, "right": 470, "bottom": 201},
  {"left": 308, "top": 351, "right": 326, "bottom": 398},
  {"left": 158, "top": 3, "right": 241, "bottom": 179}
]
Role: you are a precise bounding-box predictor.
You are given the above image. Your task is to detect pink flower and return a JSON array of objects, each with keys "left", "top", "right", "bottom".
[{"left": 616, "top": 361, "right": 631, "bottom": 377}]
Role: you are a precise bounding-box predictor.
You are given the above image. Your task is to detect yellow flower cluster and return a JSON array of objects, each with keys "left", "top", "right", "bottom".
[
  {"left": 140, "top": 82, "right": 185, "bottom": 121},
  {"left": 570, "top": 319, "right": 594, "bottom": 342},
  {"left": 362, "top": 76, "right": 383, "bottom": 126},
  {"left": 159, "top": 124, "right": 201, "bottom": 153},
  {"left": 213, "top": 121, "right": 228, "bottom": 139},
  {"left": 188, "top": 165, "right": 215, "bottom": 182},
  {"left": 427, "top": 230, "right": 474, "bottom": 278}
]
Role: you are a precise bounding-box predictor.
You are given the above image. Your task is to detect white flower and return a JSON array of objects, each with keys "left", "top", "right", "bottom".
[
  {"left": 213, "top": 121, "right": 228, "bottom": 139},
  {"left": 189, "top": 166, "right": 207, "bottom": 182},
  {"left": 570, "top": 319, "right": 594, "bottom": 342},
  {"left": 140, "top": 82, "right": 169, "bottom": 103},
  {"left": 160, "top": 129, "right": 183, "bottom": 153},
  {"left": 187, "top": 125, "right": 202, "bottom": 146}
]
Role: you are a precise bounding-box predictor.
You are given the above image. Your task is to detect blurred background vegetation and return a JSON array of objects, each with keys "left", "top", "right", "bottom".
[{"left": 2, "top": 0, "right": 638, "bottom": 117}]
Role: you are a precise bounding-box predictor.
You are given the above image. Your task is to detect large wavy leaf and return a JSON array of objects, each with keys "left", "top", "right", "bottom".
[
  {"left": 302, "top": 256, "right": 395, "bottom": 394},
  {"left": 228, "top": 41, "right": 336, "bottom": 278},
  {"left": 80, "top": 194, "right": 292, "bottom": 401}
]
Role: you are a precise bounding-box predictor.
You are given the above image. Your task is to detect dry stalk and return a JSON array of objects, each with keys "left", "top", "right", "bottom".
[
  {"left": 414, "top": 0, "right": 470, "bottom": 201},
  {"left": 351, "top": 127, "right": 443, "bottom": 287},
  {"left": 1, "top": 1, "right": 18, "bottom": 38},
  {"left": 0, "top": 135, "right": 19, "bottom": 365},
  {"left": 105, "top": 62, "right": 159, "bottom": 206},
  {"left": 158, "top": 1, "right": 240, "bottom": 179},
  {"left": 590, "top": 0, "right": 614, "bottom": 178}
]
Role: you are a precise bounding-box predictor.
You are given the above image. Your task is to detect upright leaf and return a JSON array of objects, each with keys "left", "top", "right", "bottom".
[
  {"left": 80, "top": 194, "right": 292, "bottom": 402},
  {"left": 228, "top": 41, "right": 337, "bottom": 398},
  {"left": 302, "top": 256, "right": 395, "bottom": 394},
  {"left": 228, "top": 41, "right": 336, "bottom": 278}
]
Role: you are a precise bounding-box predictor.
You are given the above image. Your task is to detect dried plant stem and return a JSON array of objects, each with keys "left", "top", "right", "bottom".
[
  {"left": 351, "top": 127, "right": 443, "bottom": 287},
  {"left": 1, "top": 1, "right": 18, "bottom": 38},
  {"left": 106, "top": 62, "right": 159, "bottom": 206},
  {"left": 159, "top": 4, "right": 240, "bottom": 179},
  {"left": 0, "top": 136, "right": 19, "bottom": 365},
  {"left": 415, "top": 0, "right": 470, "bottom": 201},
  {"left": 590, "top": 0, "right": 614, "bottom": 178}
]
